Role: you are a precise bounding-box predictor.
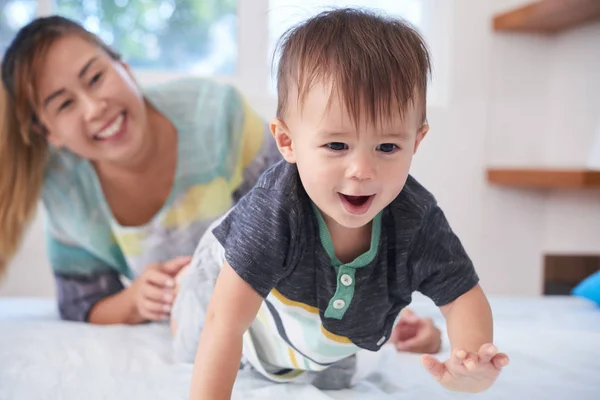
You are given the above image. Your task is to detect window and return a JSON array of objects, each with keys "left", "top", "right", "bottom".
[
  {"left": 55, "top": 0, "right": 237, "bottom": 75},
  {"left": 267, "top": 0, "right": 451, "bottom": 106},
  {"left": 0, "top": 0, "right": 238, "bottom": 74},
  {"left": 268, "top": 0, "right": 424, "bottom": 56},
  {"left": 53, "top": 0, "right": 238, "bottom": 74},
  {"left": 0, "top": 0, "right": 450, "bottom": 107},
  {"left": 0, "top": 0, "right": 37, "bottom": 54}
]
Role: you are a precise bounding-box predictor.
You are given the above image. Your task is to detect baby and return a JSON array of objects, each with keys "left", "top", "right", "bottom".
[{"left": 172, "top": 8, "right": 509, "bottom": 398}]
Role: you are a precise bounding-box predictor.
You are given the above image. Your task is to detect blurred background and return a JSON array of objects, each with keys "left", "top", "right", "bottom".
[{"left": 1, "top": 0, "right": 599, "bottom": 299}]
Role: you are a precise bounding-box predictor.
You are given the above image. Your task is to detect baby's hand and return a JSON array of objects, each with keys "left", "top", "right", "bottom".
[{"left": 421, "top": 343, "right": 509, "bottom": 393}]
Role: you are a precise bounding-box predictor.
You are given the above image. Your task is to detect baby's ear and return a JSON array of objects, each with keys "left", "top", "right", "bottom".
[
  {"left": 270, "top": 118, "right": 296, "bottom": 163},
  {"left": 413, "top": 123, "right": 429, "bottom": 154}
]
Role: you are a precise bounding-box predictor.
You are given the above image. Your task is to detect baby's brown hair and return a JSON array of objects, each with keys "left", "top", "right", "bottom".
[{"left": 274, "top": 8, "right": 431, "bottom": 129}]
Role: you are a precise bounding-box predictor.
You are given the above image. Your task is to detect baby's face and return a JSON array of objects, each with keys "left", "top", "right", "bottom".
[{"left": 276, "top": 81, "right": 428, "bottom": 230}]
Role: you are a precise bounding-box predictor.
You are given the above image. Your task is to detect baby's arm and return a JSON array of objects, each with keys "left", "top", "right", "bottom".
[
  {"left": 189, "top": 261, "right": 263, "bottom": 400},
  {"left": 421, "top": 284, "right": 509, "bottom": 393},
  {"left": 406, "top": 202, "right": 509, "bottom": 392},
  {"left": 439, "top": 284, "right": 492, "bottom": 353}
]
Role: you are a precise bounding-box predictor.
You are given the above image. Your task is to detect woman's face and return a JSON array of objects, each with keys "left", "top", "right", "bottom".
[{"left": 35, "top": 34, "right": 148, "bottom": 166}]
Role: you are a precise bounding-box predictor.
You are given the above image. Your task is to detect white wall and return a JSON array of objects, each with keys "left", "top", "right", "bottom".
[
  {"left": 0, "top": 205, "right": 55, "bottom": 297},
  {"left": 483, "top": 0, "right": 600, "bottom": 296},
  {"left": 2, "top": 0, "right": 599, "bottom": 298}
]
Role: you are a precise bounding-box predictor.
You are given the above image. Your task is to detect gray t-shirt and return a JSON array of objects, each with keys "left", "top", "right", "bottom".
[{"left": 212, "top": 160, "right": 478, "bottom": 352}]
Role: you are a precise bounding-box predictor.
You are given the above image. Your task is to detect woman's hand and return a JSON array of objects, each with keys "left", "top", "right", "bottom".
[{"left": 129, "top": 256, "right": 191, "bottom": 323}]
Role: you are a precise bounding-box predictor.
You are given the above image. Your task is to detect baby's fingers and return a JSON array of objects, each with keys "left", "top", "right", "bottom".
[
  {"left": 421, "top": 354, "right": 447, "bottom": 381},
  {"left": 450, "top": 349, "right": 469, "bottom": 367},
  {"left": 478, "top": 343, "right": 498, "bottom": 364},
  {"left": 491, "top": 353, "right": 510, "bottom": 370}
]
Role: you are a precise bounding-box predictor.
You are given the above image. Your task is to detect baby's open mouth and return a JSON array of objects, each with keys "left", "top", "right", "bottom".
[
  {"left": 338, "top": 193, "right": 375, "bottom": 215},
  {"left": 342, "top": 195, "right": 371, "bottom": 206}
]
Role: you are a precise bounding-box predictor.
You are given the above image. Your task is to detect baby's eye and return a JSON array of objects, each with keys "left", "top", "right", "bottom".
[
  {"left": 326, "top": 142, "right": 349, "bottom": 151},
  {"left": 377, "top": 143, "right": 399, "bottom": 153}
]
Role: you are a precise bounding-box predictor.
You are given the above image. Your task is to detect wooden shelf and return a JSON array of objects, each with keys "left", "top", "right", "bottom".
[
  {"left": 493, "top": 0, "right": 600, "bottom": 33},
  {"left": 487, "top": 168, "right": 600, "bottom": 188}
]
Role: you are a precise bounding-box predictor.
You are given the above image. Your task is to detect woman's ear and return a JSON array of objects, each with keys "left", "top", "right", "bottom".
[
  {"left": 270, "top": 118, "right": 296, "bottom": 163},
  {"left": 30, "top": 115, "right": 48, "bottom": 137},
  {"left": 33, "top": 113, "right": 62, "bottom": 148}
]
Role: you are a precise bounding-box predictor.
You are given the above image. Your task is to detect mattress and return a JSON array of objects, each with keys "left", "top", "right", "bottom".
[{"left": 1, "top": 294, "right": 599, "bottom": 399}]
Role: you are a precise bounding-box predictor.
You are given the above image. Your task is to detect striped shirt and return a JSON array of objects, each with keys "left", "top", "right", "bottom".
[
  {"left": 42, "top": 77, "right": 281, "bottom": 321},
  {"left": 212, "top": 161, "right": 479, "bottom": 382}
]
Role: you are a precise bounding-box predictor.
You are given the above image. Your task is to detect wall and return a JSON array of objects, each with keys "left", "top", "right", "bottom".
[
  {"left": 2, "top": 0, "right": 599, "bottom": 298},
  {"left": 0, "top": 205, "right": 55, "bottom": 297},
  {"left": 542, "top": 20, "right": 600, "bottom": 255},
  {"left": 483, "top": 0, "right": 600, "bottom": 296}
]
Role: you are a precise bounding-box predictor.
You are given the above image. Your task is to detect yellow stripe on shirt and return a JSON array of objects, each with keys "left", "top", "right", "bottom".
[
  {"left": 270, "top": 288, "right": 319, "bottom": 314},
  {"left": 161, "top": 179, "right": 233, "bottom": 229},
  {"left": 288, "top": 347, "right": 300, "bottom": 369},
  {"left": 270, "top": 288, "right": 354, "bottom": 345},
  {"left": 320, "top": 324, "right": 353, "bottom": 344}
]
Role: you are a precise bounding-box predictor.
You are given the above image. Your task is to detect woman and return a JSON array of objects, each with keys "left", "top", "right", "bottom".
[{"left": 0, "top": 15, "right": 440, "bottom": 353}]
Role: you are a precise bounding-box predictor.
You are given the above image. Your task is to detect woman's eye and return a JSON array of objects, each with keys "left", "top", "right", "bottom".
[
  {"left": 58, "top": 100, "right": 73, "bottom": 112},
  {"left": 90, "top": 72, "right": 103, "bottom": 85}
]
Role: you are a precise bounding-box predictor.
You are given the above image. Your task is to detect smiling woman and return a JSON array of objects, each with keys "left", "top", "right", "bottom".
[
  {"left": 34, "top": 35, "right": 151, "bottom": 166},
  {"left": 0, "top": 15, "right": 282, "bottom": 325}
]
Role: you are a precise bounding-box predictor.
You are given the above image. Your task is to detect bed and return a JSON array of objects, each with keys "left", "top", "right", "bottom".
[{"left": 1, "top": 293, "right": 599, "bottom": 400}]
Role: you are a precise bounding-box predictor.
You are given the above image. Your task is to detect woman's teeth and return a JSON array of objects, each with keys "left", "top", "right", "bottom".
[{"left": 95, "top": 114, "right": 124, "bottom": 140}]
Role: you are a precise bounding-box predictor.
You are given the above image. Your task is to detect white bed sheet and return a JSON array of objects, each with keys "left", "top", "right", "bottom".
[{"left": 1, "top": 294, "right": 599, "bottom": 400}]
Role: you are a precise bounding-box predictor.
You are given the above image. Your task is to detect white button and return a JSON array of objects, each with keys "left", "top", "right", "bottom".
[
  {"left": 377, "top": 336, "right": 386, "bottom": 346},
  {"left": 340, "top": 274, "right": 353, "bottom": 286},
  {"left": 333, "top": 299, "right": 346, "bottom": 309}
]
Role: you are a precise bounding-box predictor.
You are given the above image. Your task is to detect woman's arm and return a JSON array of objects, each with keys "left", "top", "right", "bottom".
[
  {"left": 49, "top": 227, "right": 190, "bottom": 324},
  {"left": 86, "top": 282, "right": 141, "bottom": 325},
  {"left": 57, "top": 257, "right": 190, "bottom": 325},
  {"left": 54, "top": 269, "right": 132, "bottom": 323}
]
